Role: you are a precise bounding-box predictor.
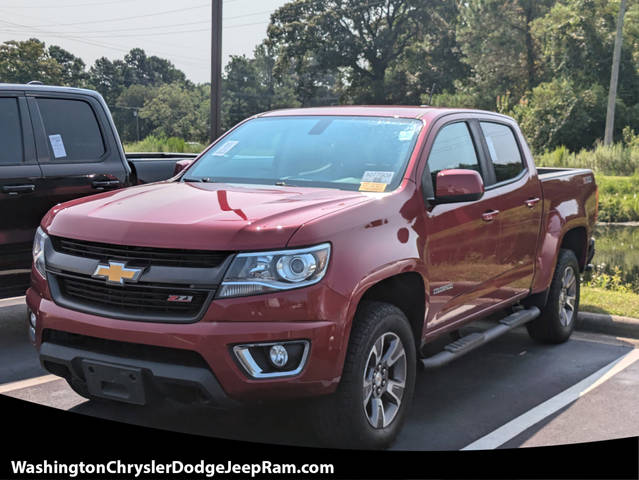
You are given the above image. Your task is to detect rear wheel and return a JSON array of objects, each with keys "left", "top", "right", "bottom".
[
  {"left": 527, "top": 249, "right": 580, "bottom": 344},
  {"left": 310, "top": 301, "right": 416, "bottom": 449}
]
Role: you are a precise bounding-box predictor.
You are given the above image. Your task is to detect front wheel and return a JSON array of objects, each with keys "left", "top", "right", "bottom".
[
  {"left": 310, "top": 301, "right": 416, "bottom": 449},
  {"left": 527, "top": 249, "right": 580, "bottom": 344}
]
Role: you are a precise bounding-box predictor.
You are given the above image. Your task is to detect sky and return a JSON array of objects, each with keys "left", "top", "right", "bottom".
[{"left": 0, "top": 0, "right": 290, "bottom": 84}]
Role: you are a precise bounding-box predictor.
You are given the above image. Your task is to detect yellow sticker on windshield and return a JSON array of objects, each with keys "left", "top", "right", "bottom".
[{"left": 359, "top": 182, "right": 387, "bottom": 192}]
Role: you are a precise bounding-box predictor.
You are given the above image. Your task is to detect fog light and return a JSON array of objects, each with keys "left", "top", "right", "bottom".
[
  {"left": 233, "top": 340, "right": 310, "bottom": 379},
  {"left": 29, "top": 312, "right": 37, "bottom": 328},
  {"left": 269, "top": 344, "right": 288, "bottom": 368}
]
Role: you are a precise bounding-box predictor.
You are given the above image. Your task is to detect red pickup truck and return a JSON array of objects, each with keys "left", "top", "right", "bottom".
[{"left": 27, "top": 106, "right": 597, "bottom": 449}]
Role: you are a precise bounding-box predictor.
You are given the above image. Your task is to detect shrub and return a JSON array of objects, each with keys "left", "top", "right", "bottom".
[{"left": 124, "top": 135, "right": 205, "bottom": 154}]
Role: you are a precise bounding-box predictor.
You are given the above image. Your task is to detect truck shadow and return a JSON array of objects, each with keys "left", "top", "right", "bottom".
[{"left": 68, "top": 328, "right": 634, "bottom": 450}]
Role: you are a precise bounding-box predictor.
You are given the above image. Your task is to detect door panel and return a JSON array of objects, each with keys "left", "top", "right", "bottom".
[
  {"left": 27, "top": 95, "right": 128, "bottom": 208},
  {"left": 479, "top": 121, "right": 542, "bottom": 299},
  {"left": 420, "top": 121, "right": 503, "bottom": 331},
  {"left": 0, "top": 95, "right": 44, "bottom": 296}
]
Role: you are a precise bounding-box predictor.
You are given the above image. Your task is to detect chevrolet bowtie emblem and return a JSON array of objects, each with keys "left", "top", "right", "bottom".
[{"left": 92, "top": 261, "right": 143, "bottom": 285}]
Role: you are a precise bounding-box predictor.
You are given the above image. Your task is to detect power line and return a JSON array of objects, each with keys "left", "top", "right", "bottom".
[
  {"left": 0, "top": 8, "right": 274, "bottom": 36},
  {"left": 0, "top": 18, "right": 209, "bottom": 66},
  {"left": 23, "top": 3, "right": 211, "bottom": 28},
  {"left": 0, "top": 0, "right": 132, "bottom": 9}
]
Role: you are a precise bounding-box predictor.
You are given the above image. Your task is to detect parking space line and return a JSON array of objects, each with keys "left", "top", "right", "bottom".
[
  {"left": 0, "top": 295, "right": 26, "bottom": 308},
  {"left": 461, "top": 348, "right": 639, "bottom": 450},
  {"left": 0, "top": 375, "right": 60, "bottom": 394}
]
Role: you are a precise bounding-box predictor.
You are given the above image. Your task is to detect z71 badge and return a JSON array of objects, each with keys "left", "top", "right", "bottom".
[{"left": 167, "top": 295, "right": 194, "bottom": 303}]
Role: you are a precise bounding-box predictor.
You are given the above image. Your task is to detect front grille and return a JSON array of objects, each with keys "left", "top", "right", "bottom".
[
  {"left": 55, "top": 272, "right": 210, "bottom": 320},
  {"left": 51, "top": 236, "right": 232, "bottom": 268}
]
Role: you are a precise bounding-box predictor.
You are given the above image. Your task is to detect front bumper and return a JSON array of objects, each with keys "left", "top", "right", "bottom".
[{"left": 27, "top": 284, "right": 347, "bottom": 403}]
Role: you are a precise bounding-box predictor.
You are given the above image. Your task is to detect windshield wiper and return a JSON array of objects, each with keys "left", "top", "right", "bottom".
[{"left": 183, "top": 177, "right": 215, "bottom": 183}]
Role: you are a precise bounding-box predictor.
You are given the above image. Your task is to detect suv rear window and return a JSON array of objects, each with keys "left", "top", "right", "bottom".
[
  {"left": 0, "top": 98, "right": 23, "bottom": 165},
  {"left": 37, "top": 98, "right": 105, "bottom": 162},
  {"left": 480, "top": 122, "right": 524, "bottom": 183}
]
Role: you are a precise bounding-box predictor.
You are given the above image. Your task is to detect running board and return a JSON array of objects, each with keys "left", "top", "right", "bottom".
[{"left": 420, "top": 306, "right": 540, "bottom": 370}]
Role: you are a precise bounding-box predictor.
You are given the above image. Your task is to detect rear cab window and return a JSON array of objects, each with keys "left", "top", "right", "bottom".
[
  {"left": 480, "top": 122, "right": 524, "bottom": 184},
  {"left": 0, "top": 98, "right": 24, "bottom": 165},
  {"left": 36, "top": 98, "right": 105, "bottom": 163}
]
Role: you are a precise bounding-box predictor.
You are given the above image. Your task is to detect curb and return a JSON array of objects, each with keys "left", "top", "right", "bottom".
[{"left": 576, "top": 311, "right": 639, "bottom": 339}]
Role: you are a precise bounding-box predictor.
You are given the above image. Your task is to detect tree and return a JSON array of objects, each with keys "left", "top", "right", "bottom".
[
  {"left": 532, "top": 0, "right": 639, "bottom": 142},
  {"left": 0, "top": 39, "right": 62, "bottom": 84},
  {"left": 456, "top": 0, "right": 554, "bottom": 109},
  {"left": 268, "top": 0, "right": 464, "bottom": 104},
  {"left": 48, "top": 45, "right": 87, "bottom": 87},
  {"left": 512, "top": 77, "right": 606, "bottom": 152},
  {"left": 139, "top": 83, "right": 209, "bottom": 142},
  {"left": 221, "top": 44, "right": 300, "bottom": 129},
  {"left": 88, "top": 48, "right": 187, "bottom": 107}
]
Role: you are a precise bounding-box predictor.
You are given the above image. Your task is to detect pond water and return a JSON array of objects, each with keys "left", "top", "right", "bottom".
[{"left": 591, "top": 224, "right": 639, "bottom": 291}]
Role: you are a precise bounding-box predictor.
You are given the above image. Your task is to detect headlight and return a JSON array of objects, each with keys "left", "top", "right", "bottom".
[
  {"left": 218, "top": 243, "right": 331, "bottom": 298},
  {"left": 32, "top": 226, "right": 48, "bottom": 278}
]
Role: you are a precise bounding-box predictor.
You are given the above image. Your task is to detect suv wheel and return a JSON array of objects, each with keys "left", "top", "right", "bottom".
[{"left": 311, "top": 301, "right": 416, "bottom": 449}]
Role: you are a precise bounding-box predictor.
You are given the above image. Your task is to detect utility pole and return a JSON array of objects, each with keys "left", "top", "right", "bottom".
[
  {"left": 604, "top": 0, "right": 627, "bottom": 146},
  {"left": 210, "top": 0, "right": 223, "bottom": 143},
  {"left": 133, "top": 109, "right": 140, "bottom": 142}
]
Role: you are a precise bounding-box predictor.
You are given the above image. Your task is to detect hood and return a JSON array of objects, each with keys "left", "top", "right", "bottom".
[{"left": 43, "top": 181, "right": 373, "bottom": 250}]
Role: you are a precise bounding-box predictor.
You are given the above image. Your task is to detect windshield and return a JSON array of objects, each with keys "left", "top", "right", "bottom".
[{"left": 184, "top": 115, "right": 423, "bottom": 192}]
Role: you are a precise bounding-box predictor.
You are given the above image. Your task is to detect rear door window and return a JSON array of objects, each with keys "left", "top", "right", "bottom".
[
  {"left": 480, "top": 122, "right": 524, "bottom": 183},
  {"left": 36, "top": 98, "right": 105, "bottom": 162},
  {"left": 0, "top": 98, "right": 24, "bottom": 165}
]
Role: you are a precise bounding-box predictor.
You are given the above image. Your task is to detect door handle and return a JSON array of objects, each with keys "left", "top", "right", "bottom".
[
  {"left": 92, "top": 179, "right": 121, "bottom": 189},
  {"left": 482, "top": 209, "right": 500, "bottom": 222},
  {"left": 525, "top": 197, "right": 541, "bottom": 208},
  {"left": 2, "top": 184, "right": 35, "bottom": 195}
]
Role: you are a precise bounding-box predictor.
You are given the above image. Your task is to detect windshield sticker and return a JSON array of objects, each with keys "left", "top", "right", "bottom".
[
  {"left": 398, "top": 129, "right": 415, "bottom": 141},
  {"left": 362, "top": 171, "right": 394, "bottom": 184},
  {"left": 48, "top": 134, "right": 67, "bottom": 158},
  {"left": 212, "top": 140, "right": 239, "bottom": 156},
  {"left": 359, "top": 182, "right": 387, "bottom": 192}
]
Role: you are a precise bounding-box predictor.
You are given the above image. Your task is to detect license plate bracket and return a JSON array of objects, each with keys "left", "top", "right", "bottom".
[{"left": 81, "top": 360, "right": 146, "bottom": 405}]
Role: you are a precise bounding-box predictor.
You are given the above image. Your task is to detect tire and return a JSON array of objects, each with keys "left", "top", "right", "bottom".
[
  {"left": 527, "top": 249, "right": 580, "bottom": 344},
  {"left": 310, "top": 301, "right": 416, "bottom": 449}
]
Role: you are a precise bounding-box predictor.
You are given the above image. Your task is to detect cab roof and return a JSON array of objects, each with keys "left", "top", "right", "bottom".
[
  {"left": 0, "top": 83, "right": 103, "bottom": 99},
  {"left": 258, "top": 105, "right": 513, "bottom": 123}
]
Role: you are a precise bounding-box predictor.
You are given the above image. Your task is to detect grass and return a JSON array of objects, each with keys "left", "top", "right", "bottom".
[
  {"left": 595, "top": 175, "right": 639, "bottom": 222},
  {"left": 535, "top": 143, "right": 639, "bottom": 176},
  {"left": 124, "top": 135, "right": 205, "bottom": 154},
  {"left": 580, "top": 286, "right": 639, "bottom": 318}
]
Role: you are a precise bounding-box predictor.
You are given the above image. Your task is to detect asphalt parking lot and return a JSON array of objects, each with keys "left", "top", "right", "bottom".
[{"left": 2, "top": 296, "right": 639, "bottom": 450}]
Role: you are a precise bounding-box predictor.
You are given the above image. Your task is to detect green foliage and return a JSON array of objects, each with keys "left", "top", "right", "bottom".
[
  {"left": 456, "top": 0, "right": 554, "bottom": 109},
  {"left": 123, "top": 135, "right": 204, "bottom": 154},
  {"left": 584, "top": 264, "right": 633, "bottom": 293},
  {"left": 0, "top": 39, "right": 63, "bottom": 85},
  {"left": 536, "top": 144, "right": 639, "bottom": 176},
  {"left": 139, "top": 83, "right": 210, "bottom": 143},
  {"left": 5, "top": 0, "right": 639, "bottom": 153},
  {"left": 580, "top": 286, "right": 639, "bottom": 317},
  {"left": 595, "top": 175, "right": 639, "bottom": 222},
  {"left": 512, "top": 78, "right": 606, "bottom": 152},
  {"left": 267, "top": 0, "right": 465, "bottom": 104}
]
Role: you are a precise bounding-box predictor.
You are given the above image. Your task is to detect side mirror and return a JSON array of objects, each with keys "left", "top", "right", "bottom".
[
  {"left": 434, "top": 169, "right": 484, "bottom": 203},
  {"left": 173, "top": 159, "right": 195, "bottom": 176}
]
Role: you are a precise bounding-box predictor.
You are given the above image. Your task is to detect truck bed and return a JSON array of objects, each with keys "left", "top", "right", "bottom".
[{"left": 126, "top": 152, "right": 199, "bottom": 184}]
